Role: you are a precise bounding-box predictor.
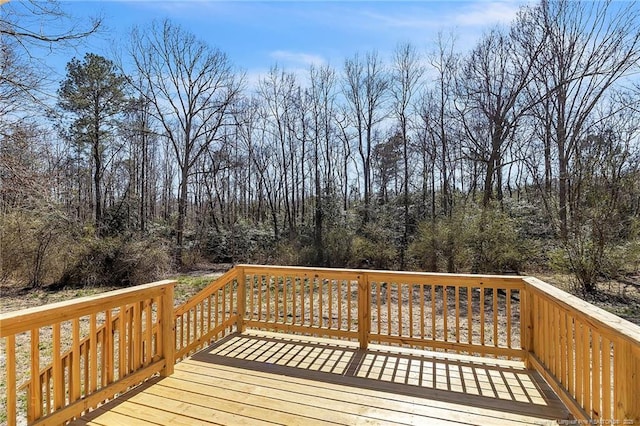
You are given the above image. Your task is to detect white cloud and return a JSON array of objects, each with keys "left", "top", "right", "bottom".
[
  {"left": 269, "top": 50, "right": 326, "bottom": 67},
  {"left": 359, "top": 11, "right": 439, "bottom": 30},
  {"left": 454, "top": 2, "right": 522, "bottom": 27}
]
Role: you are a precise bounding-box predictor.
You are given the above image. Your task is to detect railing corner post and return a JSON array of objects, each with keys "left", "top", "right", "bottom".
[
  {"left": 614, "top": 339, "right": 640, "bottom": 424},
  {"left": 236, "top": 266, "right": 246, "bottom": 333},
  {"left": 160, "top": 282, "right": 175, "bottom": 377},
  {"left": 520, "top": 280, "right": 534, "bottom": 369},
  {"left": 358, "top": 272, "right": 370, "bottom": 350}
]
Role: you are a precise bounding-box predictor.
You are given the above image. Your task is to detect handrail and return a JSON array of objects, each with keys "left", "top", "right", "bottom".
[
  {"left": 174, "top": 268, "right": 240, "bottom": 360},
  {"left": 2, "top": 266, "right": 639, "bottom": 425},
  {"left": 522, "top": 277, "right": 640, "bottom": 423},
  {"left": 0, "top": 280, "right": 175, "bottom": 426},
  {"left": 238, "top": 264, "right": 524, "bottom": 358}
]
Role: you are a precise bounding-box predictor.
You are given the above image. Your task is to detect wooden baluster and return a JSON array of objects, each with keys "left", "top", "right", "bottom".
[
  {"left": 292, "top": 276, "right": 298, "bottom": 326},
  {"left": 83, "top": 339, "right": 90, "bottom": 397},
  {"left": 602, "top": 336, "right": 612, "bottom": 421},
  {"left": 145, "top": 300, "right": 152, "bottom": 365},
  {"left": 576, "top": 320, "right": 583, "bottom": 406},
  {"left": 409, "top": 284, "right": 414, "bottom": 338},
  {"left": 559, "top": 309, "right": 567, "bottom": 386},
  {"left": 118, "top": 306, "right": 126, "bottom": 379},
  {"left": 328, "top": 279, "right": 333, "bottom": 329},
  {"left": 105, "top": 309, "right": 114, "bottom": 385},
  {"left": 387, "top": 282, "right": 392, "bottom": 336},
  {"left": 479, "top": 287, "right": 485, "bottom": 346},
  {"left": 592, "top": 331, "right": 601, "bottom": 420},
  {"left": 29, "top": 328, "right": 41, "bottom": 422},
  {"left": 53, "top": 322, "right": 63, "bottom": 410},
  {"left": 338, "top": 279, "right": 343, "bottom": 331},
  {"left": 398, "top": 283, "right": 403, "bottom": 337},
  {"left": 346, "top": 279, "right": 351, "bottom": 331},
  {"left": 266, "top": 275, "right": 271, "bottom": 322},
  {"left": 199, "top": 298, "right": 205, "bottom": 339},
  {"left": 186, "top": 310, "right": 191, "bottom": 349},
  {"left": 222, "top": 284, "right": 227, "bottom": 326},
  {"left": 72, "top": 318, "right": 81, "bottom": 402},
  {"left": 283, "top": 275, "right": 288, "bottom": 324},
  {"left": 506, "top": 289, "right": 512, "bottom": 349},
  {"left": 318, "top": 277, "right": 323, "bottom": 328},
  {"left": 258, "top": 275, "right": 263, "bottom": 322},
  {"left": 492, "top": 287, "right": 498, "bottom": 347},
  {"left": 550, "top": 304, "right": 557, "bottom": 375},
  {"left": 44, "top": 369, "right": 51, "bottom": 415},
  {"left": 567, "top": 314, "right": 575, "bottom": 398},
  {"left": 443, "top": 286, "right": 448, "bottom": 342},
  {"left": 6, "top": 334, "right": 16, "bottom": 426},
  {"left": 454, "top": 286, "right": 460, "bottom": 344},
  {"left": 135, "top": 302, "right": 144, "bottom": 371},
  {"left": 467, "top": 287, "right": 473, "bottom": 345},
  {"left": 229, "top": 281, "right": 234, "bottom": 324},
  {"left": 90, "top": 313, "right": 98, "bottom": 393},
  {"left": 431, "top": 285, "right": 436, "bottom": 340},
  {"left": 583, "top": 327, "right": 591, "bottom": 416},
  {"left": 376, "top": 282, "right": 381, "bottom": 336},
  {"left": 214, "top": 289, "right": 219, "bottom": 328},
  {"left": 419, "top": 284, "right": 425, "bottom": 340},
  {"left": 301, "top": 276, "right": 306, "bottom": 326},
  {"left": 246, "top": 276, "right": 252, "bottom": 322}
]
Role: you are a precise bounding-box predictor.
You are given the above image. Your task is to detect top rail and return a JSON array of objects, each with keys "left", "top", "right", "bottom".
[
  {"left": 524, "top": 277, "right": 640, "bottom": 347},
  {"left": 0, "top": 280, "right": 176, "bottom": 338},
  {"left": 2, "top": 266, "right": 639, "bottom": 425}
]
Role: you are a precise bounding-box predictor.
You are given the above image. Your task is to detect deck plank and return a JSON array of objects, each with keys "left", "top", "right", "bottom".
[{"left": 75, "top": 332, "right": 570, "bottom": 426}]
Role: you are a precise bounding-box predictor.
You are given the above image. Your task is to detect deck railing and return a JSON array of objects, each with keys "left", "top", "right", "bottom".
[
  {"left": 2, "top": 265, "right": 639, "bottom": 425},
  {"left": 522, "top": 277, "right": 640, "bottom": 423},
  {"left": 0, "top": 280, "right": 175, "bottom": 426}
]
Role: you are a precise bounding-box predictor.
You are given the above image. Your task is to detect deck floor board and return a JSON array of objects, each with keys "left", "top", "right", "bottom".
[{"left": 73, "top": 331, "right": 570, "bottom": 426}]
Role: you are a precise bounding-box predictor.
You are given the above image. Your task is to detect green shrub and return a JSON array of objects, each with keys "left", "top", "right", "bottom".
[
  {"left": 0, "top": 208, "right": 77, "bottom": 288},
  {"left": 60, "top": 235, "right": 172, "bottom": 287},
  {"left": 350, "top": 222, "right": 397, "bottom": 269}
]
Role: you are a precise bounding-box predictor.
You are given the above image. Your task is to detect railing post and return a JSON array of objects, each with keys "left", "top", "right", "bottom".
[
  {"left": 614, "top": 339, "right": 640, "bottom": 423},
  {"left": 357, "top": 273, "right": 370, "bottom": 350},
  {"left": 520, "top": 280, "right": 534, "bottom": 368},
  {"left": 160, "top": 283, "right": 175, "bottom": 377},
  {"left": 236, "top": 266, "right": 246, "bottom": 333}
]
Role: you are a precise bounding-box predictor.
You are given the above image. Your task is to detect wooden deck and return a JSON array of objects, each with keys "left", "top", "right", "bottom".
[{"left": 72, "top": 330, "right": 570, "bottom": 426}]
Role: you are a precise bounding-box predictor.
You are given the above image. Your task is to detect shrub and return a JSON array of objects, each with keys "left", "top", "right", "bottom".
[{"left": 59, "top": 235, "right": 172, "bottom": 287}]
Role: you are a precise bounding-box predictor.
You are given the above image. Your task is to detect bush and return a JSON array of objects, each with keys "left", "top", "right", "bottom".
[
  {"left": 350, "top": 222, "right": 397, "bottom": 269},
  {"left": 469, "top": 205, "right": 529, "bottom": 274},
  {"left": 60, "top": 235, "right": 172, "bottom": 287},
  {"left": 0, "top": 208, "right": 77, "bottom": 288}
]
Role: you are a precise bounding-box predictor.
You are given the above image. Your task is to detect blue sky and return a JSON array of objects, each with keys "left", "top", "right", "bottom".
[{"left": 23, "top": 1, "right": 529, "bottom": 86}]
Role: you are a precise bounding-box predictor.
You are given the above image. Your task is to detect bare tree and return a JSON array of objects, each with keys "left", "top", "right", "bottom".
[
  {"left": 343, "top": 51, "right": 389, "bottom": 224},
  {"left": 128, "top": 19, "right": 242, "bottom": 266},
  {"left": 308, "top": 64, "right": 337, "bottom": 264},
  {"left": 391, "top": 42, "right": 424, "bottom": 268},
  {"left": 457, "top": 24, "right": 543, "bottom": 209},
  {"left": 528, "top": 0, "right": 640, "bottom": 239},
  {"left": 0, "top": 0, "right": 101, "bottom": 113}
]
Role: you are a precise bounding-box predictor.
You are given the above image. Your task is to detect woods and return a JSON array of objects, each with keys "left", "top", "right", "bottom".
[{"left": 1, "top": 0, "right": 639, "bottom": 293}]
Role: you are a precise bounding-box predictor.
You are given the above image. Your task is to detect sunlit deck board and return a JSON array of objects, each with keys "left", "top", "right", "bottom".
[{"left": 73, "top": 331, "right": 570, "bottom": 426}]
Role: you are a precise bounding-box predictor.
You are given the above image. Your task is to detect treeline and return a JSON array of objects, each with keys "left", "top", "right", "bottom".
[{"left": 1, "top": 0, "right": 639, "bottom": 293}]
